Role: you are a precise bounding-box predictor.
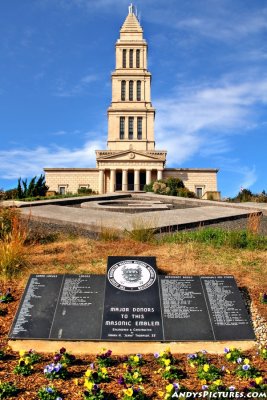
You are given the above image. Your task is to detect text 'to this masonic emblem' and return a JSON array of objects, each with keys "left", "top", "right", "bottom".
[{"left": 108, "top": 260, "right": 156, "bottom": 291}]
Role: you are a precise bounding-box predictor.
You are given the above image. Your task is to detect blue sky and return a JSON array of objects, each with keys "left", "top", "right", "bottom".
[{"left": 0, "top": 0, "right": 267, "bottom": 197}]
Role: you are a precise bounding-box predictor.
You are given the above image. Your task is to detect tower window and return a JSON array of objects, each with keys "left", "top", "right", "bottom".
[
  {"left": 121, "top": 80, "right": 126, "bottom": 101},
  {"left": 129, "top": 80, "right": 133, "bottom": 101},
  {"left": 120, "top": 117, "right": 125, "bottom": 139},
  {"left": 129, "top": 49, "right": 133, "bottom": 68},
  {"left": 128, "top": 117, "right": 134, "bottom": 139},
  {"left": 136, "top": 49, "right": 140, "bottom": 68},
  {"left": 137, "top": 117, "right": 142, "bottom": 139},
  {"left": 137, "top": 80, "right": 141, "bottom": 101},
  {"left": 123, "top": 49, "right": 127, "bottom": 68}
]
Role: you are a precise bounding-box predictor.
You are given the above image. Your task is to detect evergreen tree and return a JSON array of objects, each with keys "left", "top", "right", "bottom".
[
  {"left": 27, "top": 176, "right": 37, "bottom": 197},
  {"left": 17, "top": 178, "right": 24, "bottom": 199}
]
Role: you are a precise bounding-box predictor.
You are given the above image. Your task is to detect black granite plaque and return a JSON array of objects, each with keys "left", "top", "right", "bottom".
[
  {"left": 160, "top": 276, "right": 214, "bottom": 340},
  {"left": 201, "top": 276, "right": 255, "bottom": 340},
  {"left": 50, "top": 275, "right": 105, "bottom": 340},
  {"left": 9, "top": 274, "right": 63, "bottom": 339},
  {"left": 101, "top": 256, "right": 163, "bottom": 341},
  {"left": 9, "top": 269, "right": 255, "bottom": 342}
]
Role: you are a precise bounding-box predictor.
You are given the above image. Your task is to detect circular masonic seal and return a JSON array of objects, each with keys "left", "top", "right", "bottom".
[{"left": 108, "top": 260, "right": 156, "bottom": 291}]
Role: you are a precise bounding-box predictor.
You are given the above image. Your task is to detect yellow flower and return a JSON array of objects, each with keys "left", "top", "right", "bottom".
[
  {"left": 133, "top": 371, "right": 139, "bottom": 379},
  {"left": 244, "top": 358, "right": 250, "bottom": 365},
  {"left": 165, "top": 366, "right": 171, "bottom": 372},
  {"left": 164, "top": 395, "right": 171, "bottom": 400},
  {"left": 133, "top": 355, "right": 139, "bottom": 363},
  {"left": 226, "top": 353, "right": 231, "bottom": 359},
  {"left": 226, "top": 369, "right": 231, "bottom": 374},
  {"left": 19, "top": 350, "right": 26, "bottom": 357},
  {"left": 74, "top": 378, "right": 79, "bottom": 386},
  {"left": 123, "top": 388, "right": 133, "bottom": 397},
  {"left": 101, "top": 367, "right": 107, "bottom": 374},
  {"left": 166, "top": 383, "right": 173, "bottom": 393},
  {"left": 84, "top": 380, "right": 93, "bottom": 390},
  {"left": 189, "top": 362, "right": 195, "bottom": 369},
  {"left": 214, "top": 379, "right": 222, "bottom": 386},
  {"left": 159, "top": 351, "right": 165, "bottom": 357},
  {"left": 158, "top": 391, "right": 164, "bottom": 398},
  {"left": 85, "top": 369, "right": 92, "bottom": 377},
  {"left": 123, "top": 363, "right": 127, "bottom": 369},
  {"left": 200, "top": 380, "right": 207, "bottom": 385},
  {"left": 165, "top": 347, "right": 171, "bottom": 353},
  {"left": 262, "top": 349, "right": 267, "bottom": 354},
  {"left": 24, "top": 357, "right": 31, "bottom": 365},
  {"left": 203, "top": 364, "right": 210, "bottom": 372},
  {"left": 163, "top": 358, "right": 171, "bottom": 366},
  {"left": 255, "top": 377, "right": 263, "bottom": 385}
]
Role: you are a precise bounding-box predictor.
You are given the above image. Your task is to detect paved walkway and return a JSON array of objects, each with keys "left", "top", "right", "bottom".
[{"left": 20, "top": 202, "right": 254, "bottom": 233}]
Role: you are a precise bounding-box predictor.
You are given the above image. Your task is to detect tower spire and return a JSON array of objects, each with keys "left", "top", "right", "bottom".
[{"left": 128, "top": 3, "right": 136, "bottom": 15}]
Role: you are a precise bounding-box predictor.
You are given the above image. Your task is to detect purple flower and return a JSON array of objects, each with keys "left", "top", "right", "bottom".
[
  {"left": 136, "top": 353, "right": 142, "bottom": 358},
  {"left": 154, "top": 352, "right": 160, "bottom": 358},
  {"left": 201, "top": 350, "right": 207, "bottom": 354},
  {"left": 187, "top": 353, "right": 197, "bottom": 359},
  {"left": 229, "top": 386, "right": 236, "bottom": 392},
  {"left": 221, "top": 366, "right": 226, "bottom": 371},
  {"left": 93, "top": 384, "right": 98, "bottom": 392},
  {"left": 106, "top": 350, "right": 112, "bottom": 357},
  {"left": 202, "top": 385, "right": 209, "bottom": 390},
  {"left": 118, "top": 376, "right": 125, "bottom": 385},
  {"left": 250, "top": 381, "right": 256, "bottom": 388},
  {"left": 90, "top": 362, "right": 94, "bottom": 369},
  {"left": 54, "top": 354, "right": 61, "bottom": 362},
  {"left": 56, "top": 398, "right": 62, "bottom": 400},
  {"left": 45, "top": 387, "right": 54, "bottom": 393},
  {"left": 173, "top": 383, "right": 180, "bottom": 391},
  {"left": 60, "top": 347, "right": 66, "bottom": 354},
  {"left": 224, "top": 348, "right": 230, "bottom": 353},
  {"left": 237, "top": 357, "right": 242, "bottom": 364},
  {"left": 242, "top": 364, "right": 250, "bottom": 371}
]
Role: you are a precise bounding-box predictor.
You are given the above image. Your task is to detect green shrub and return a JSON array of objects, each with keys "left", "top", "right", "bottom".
[
  {"left": 2, "top": 189, "right": 18, "bottom": 200},
  {"left": 177, "top": 187, "right": 196, "bottom": 198},
  {"left": 0, "top": 382, "right": 18, "bottom": 398},
  {"left": 143, "top": 181, "right": 154, "bottom": 192},
  {"left": 77, "top": 187, "right": 93, "bottom": 195}
]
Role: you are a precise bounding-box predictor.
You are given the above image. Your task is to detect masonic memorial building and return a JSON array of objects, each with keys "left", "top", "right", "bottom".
[{"left": 45, "top": 5, "right": 218, "bottom": 198}]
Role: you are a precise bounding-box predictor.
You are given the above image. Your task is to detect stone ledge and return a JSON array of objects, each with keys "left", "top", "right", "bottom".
[{"left": 8, "top": 339, "right": 256, "bottom": 355}]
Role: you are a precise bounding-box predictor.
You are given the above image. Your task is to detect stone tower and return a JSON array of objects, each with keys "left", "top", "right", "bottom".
[{"left": 96, "top": 4, "right": 167, "bottom": 193}]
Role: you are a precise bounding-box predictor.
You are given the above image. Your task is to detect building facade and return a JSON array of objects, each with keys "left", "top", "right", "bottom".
[{"left": 45, "top": 5, "right": 218, "bottom": 198}]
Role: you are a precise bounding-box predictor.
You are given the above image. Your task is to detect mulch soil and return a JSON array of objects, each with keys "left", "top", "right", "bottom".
[{"left": 0, "top": 284, "right": 267, "bottom": 399}]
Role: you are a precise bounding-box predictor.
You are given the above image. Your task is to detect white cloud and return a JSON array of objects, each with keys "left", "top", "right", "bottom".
[
  {"left": 0, "top": 139, "right": 105, "bottom": 180},
  {"left": 155, "top": 76, "right": 267, "bottom": 165},
  {"left": 54, "top": 73, "right": 99, "bottom": 97}
]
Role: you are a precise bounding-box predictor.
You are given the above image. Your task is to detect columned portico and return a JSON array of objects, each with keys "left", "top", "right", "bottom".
[
  {"left": 134, "top": 169, "right": 140, "bottom": 191},
  {"left": 110, "top": 169, "right": 116, "bottom": 193},
  {"left": 122, "top": 169, "right": 128, "bottom": 191},
  {"left": 99, "top": 169, "right": 105, "bottom": 194},
  {"left": 146, "top": 170, "right": 152, "bottom": 186},
  {"left": 157, "top": 169, "right": 163, "bottom": 180}
]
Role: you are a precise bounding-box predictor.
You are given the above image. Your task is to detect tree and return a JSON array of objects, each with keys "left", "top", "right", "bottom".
[{"left": 17, "top": 178, "right": 23, "bottom": 199}]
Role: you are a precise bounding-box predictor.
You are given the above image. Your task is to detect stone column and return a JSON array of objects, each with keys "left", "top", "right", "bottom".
[
  {"left": 122, "top": 169, "right": 128, "bottom": 191},
  {"left": 134, "top": 169, "right": 140, "bottom": 191},
  {"left": 157, "top": 169, "right": 163, "bottom": 181},
  {"left": 98, "top": 169, "right": 105, "bottom": 194},
  {"left": 110, "top": 169, "right": 116, "bottom": 193},
  {"left": 146, "top": 169, "right": 152, "bottom": 185}
]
